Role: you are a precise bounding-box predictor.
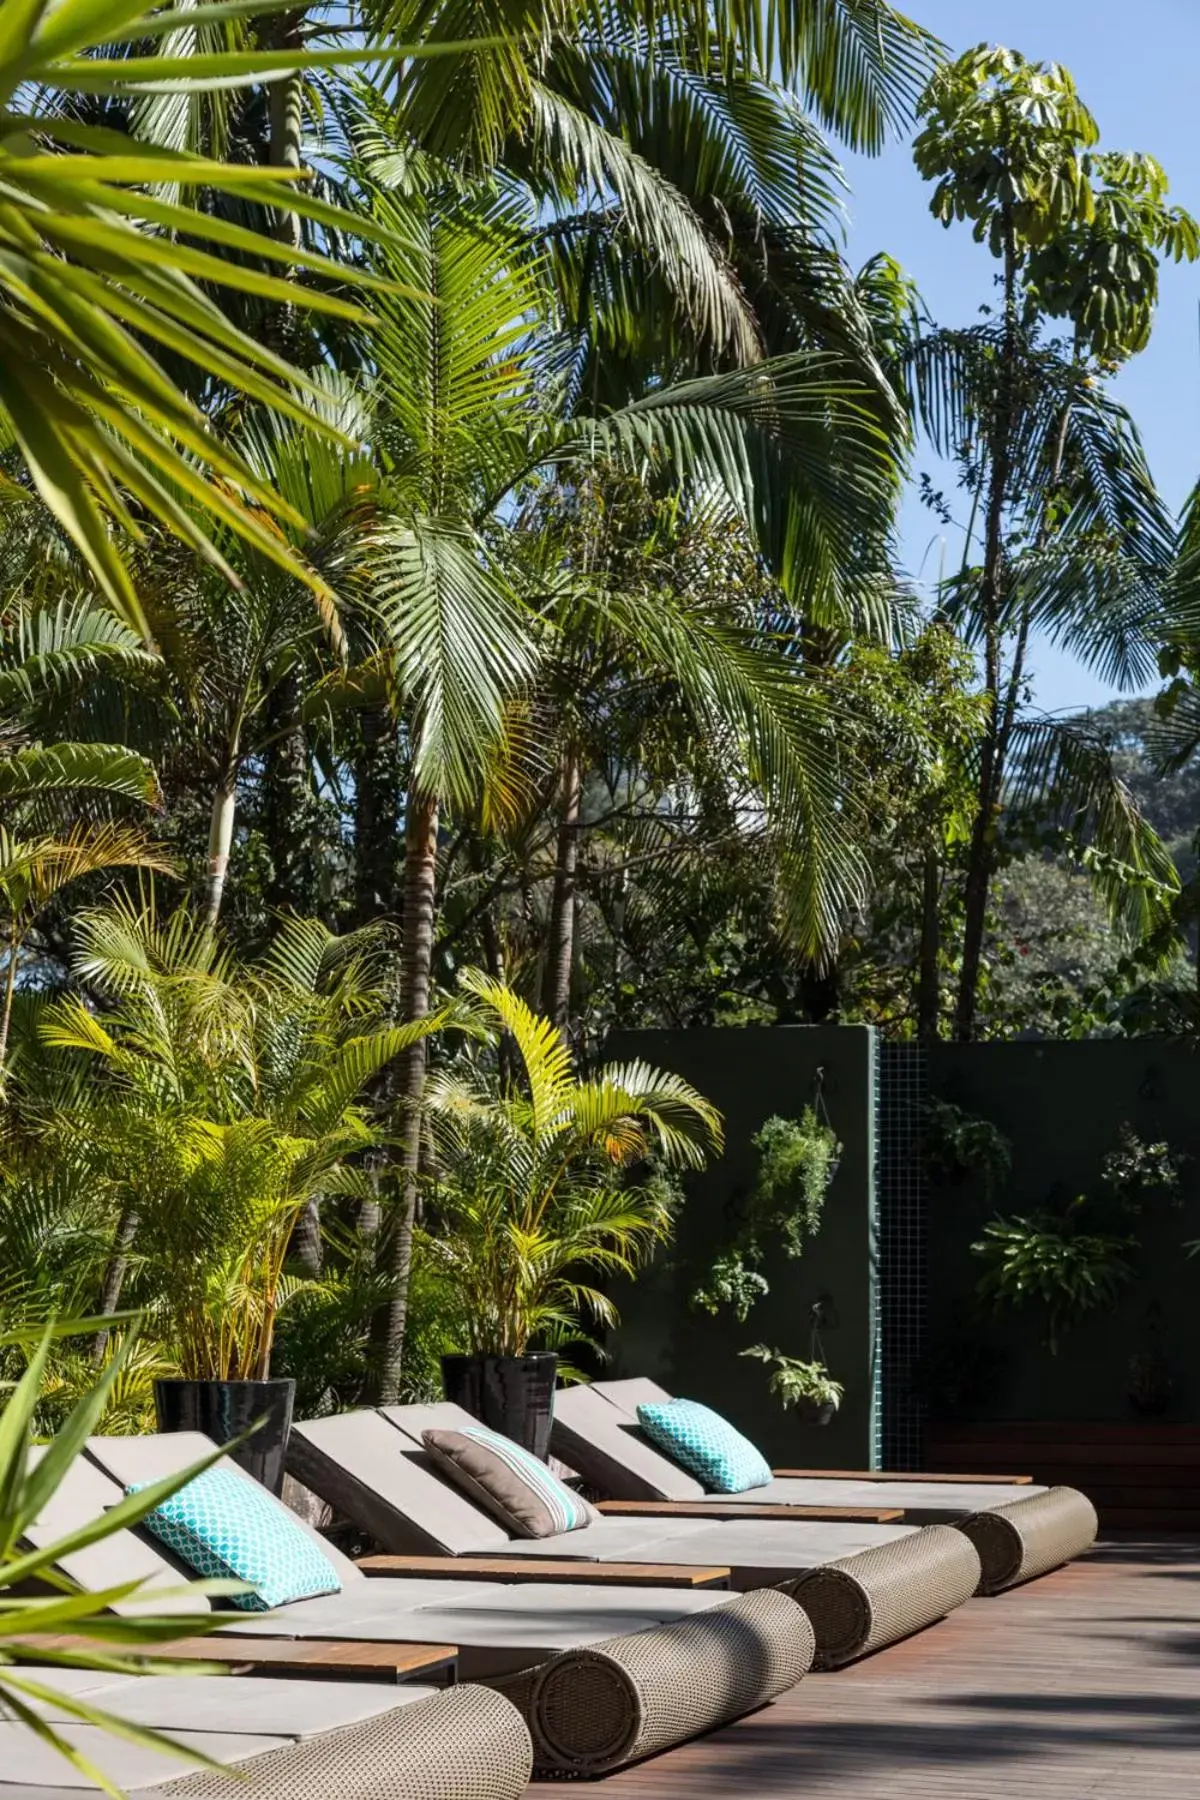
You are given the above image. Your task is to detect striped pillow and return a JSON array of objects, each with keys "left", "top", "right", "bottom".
[{"left": 422, "top": 1424, "right": 595, "bottom": 1539}]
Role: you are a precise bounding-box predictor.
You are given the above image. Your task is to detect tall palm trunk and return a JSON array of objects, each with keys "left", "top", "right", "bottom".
[
  {"left": 205, "top": 777, "right": 237, "bottom": 927},
  {"left": 90, "top": 1203, "right": 140, "bottom": 1363},
  {"left": 352, "top": 707, "right": 402, "bottom": 1246},
  {"left": 955, "top": 215, "right": 1018, "bottom": 1042},
  {"left": 262, "top": 672, "right": 309, "bottom": 919},
  {"left": 541, "top": 746, "right": 582, "bottom": 1033},
  {"left": 353, "top": 706, "right": 401, "bottom": 926},
  {"left": 266, "top": 13, "right": 304, "bottom": 350},
  {"left": 370, "top": 785, "right": 438, "bottom": 1403},
  {"left": 956, "top": 308, "right": 1077, "bottom": 1041}
]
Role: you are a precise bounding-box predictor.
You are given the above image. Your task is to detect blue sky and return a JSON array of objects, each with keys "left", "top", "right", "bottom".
[{"left": 840, "top": 0, "right": 1200, "bottom": 714}]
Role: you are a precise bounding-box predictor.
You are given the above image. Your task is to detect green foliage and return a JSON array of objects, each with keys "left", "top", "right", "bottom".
[
  {"left": 740, "top": 1342, "right": 844, "bottom": 1412},
  {"left": 690, "top": 1252, "right": 770, "bottom": 1324},
  {"left": 0, "top": 1328, "right": 243, "bottom": 1795},
  {"left": 751, "top": 1109, "right": 843, "bottom": 1255},
  {"left": 691, "top": 1105, "right": 840, "bottom": 1319},
  {"left": 422, "top": 970, "right": 720, "bottom": 1358},
  {"left": 922, "top": 1099, "right": 1012, "bottom": 1198},
  {"left": 1100, "top": 1123, "right": 1188, "bottom": 1209},
  {"left": 972, "top": 1206, "right": 1134, "bottom": 1355},
  {"left": 972, "top": 1116, "right": 1188, "bottom": 1352},
  {"left": 26, "top": 902, "right": 441, "bottom": 1381}
]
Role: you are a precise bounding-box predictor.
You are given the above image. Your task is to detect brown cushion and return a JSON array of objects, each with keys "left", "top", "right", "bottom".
[{"left": 421, "top": 1426, "right": 597, "bottom": 1540}]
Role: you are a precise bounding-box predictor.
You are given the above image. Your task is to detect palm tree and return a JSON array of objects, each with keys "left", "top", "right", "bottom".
[
  {"left": 422, "top": 969, "right": 721, "bottom": 1359},
  {"left": 342, "top": 179, "right": 902, "bottom": 1396},
  {"left": 0, "top": 1, "right": 452, "bottom": 629},
  {"left": 29, "top": 902, "right": 444, "bottom": 1377},
  {"left": 0, "top": 561, "right": 171, "bottom": 1069}
]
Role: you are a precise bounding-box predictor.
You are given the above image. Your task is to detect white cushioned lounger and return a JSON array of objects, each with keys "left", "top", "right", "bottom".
[{"left": 0, "top": 1666, "right": 530, "bottom": 1800}]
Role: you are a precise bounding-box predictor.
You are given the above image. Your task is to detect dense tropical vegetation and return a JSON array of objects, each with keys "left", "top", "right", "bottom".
[{"left": 4, "top": 0, "right": 1200, "bottom": 1515}]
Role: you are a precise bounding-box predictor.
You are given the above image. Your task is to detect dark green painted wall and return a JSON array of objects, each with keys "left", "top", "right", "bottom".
[
  {"left": 927, "top": 1040, "right": 1200, "bottom": 1424},
  {"left": 603, "top": 1026, "right": 880, "bottom": 1467}
]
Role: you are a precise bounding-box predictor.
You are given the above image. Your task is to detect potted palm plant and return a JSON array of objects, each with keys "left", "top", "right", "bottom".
[
  {"left": 41, "top": 903, "right": 439, "bottom": 1490},
  {"left": 424, "top": 972, "right": 722, "bottom": 1457}
]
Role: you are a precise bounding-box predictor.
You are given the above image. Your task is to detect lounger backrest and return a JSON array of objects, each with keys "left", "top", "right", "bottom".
[
  {"left": 379, "top": 1400, "right": 491, "bottom": 1440},
  {"left": 23, "top": 1449, "right": 211, "bottom": 1616},
  {"left": 84, "top": 1431, "right": 366, "bottom": 1587},
  {"left": 289, "top": 1407, "right": 512, "bottom": 1555},
  {"left": 592, "top": 1376, "right": 675, "bottom": 1414},
  {"left": 549, "top": 1383, "right": 704, "bottom": 1500}
]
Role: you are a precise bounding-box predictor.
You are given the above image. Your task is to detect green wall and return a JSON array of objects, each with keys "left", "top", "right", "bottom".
[
  {"left": 604, "top": 1026, "right": 880, "bottom": 1467},
  {"left": 926, "top": 1040, "right": 1200, "bottom": 1424}
]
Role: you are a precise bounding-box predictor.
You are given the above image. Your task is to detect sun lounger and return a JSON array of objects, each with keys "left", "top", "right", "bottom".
[
  {"left": 286, "top": 1402, "right": 983, "bottom": 1665},
  {"left": 36, "top": 1441, "right": 813, "bottom": 1777},
  {"left": 552, "top": 1378, "right": 1099, "bottom": 1594},
  {"left": 1, "top": 1665, "right": 531, "bottom": 1800}
]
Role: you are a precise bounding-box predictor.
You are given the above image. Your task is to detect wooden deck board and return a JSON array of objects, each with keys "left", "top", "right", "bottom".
[{"left": 533, "top": 1536, "right": 1200, "bottom": 1797}]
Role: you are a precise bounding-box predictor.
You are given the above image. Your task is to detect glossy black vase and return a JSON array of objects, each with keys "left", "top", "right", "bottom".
[
  {"left": 154, "top": 1378, "right": 296, "bottom": 1494},
  {"left": 440, "top": 1352, "right": 558, "bottom": 1460}
]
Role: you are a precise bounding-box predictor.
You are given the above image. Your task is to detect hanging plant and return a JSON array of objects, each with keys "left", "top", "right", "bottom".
[
  {"left": 922, "top": 1099, "right": 1012, "bottom": 1199},
  {"left": 742, "top": 1301, "right": 844, "bottom": 1425},
  {"left": 690, "top": 1083, "right": 841, "bottom": 1321},
  {"left": 1101, "top": 1123, "right": 1188, "bottom": 1212},
  {"left": 972, "top": 1199, "right": 1135, "bottom": 1355}
]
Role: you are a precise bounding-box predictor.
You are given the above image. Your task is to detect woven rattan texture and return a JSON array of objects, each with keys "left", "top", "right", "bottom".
[
  {"left": 959, "top": 1485, "right": 1099, "bottom": 1595},
  {"left": 497, "top": 1588, "right": 813, "bottom": 1778},
  {"left": 787, "top": 1524, "right": 981, "bottom": 1668},
  {"left": 158, "top": 1685, "right": 533, "bottom": 1800}
]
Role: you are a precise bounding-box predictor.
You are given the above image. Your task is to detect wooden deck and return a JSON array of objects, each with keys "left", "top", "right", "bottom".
[{"left": 536, "top": 1537, "right": 1200, "bottom": 1798}]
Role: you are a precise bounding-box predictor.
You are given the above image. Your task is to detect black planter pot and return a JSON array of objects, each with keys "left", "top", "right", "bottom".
[
  {"left": 154, "top": 1378, "right": 296, "bottom": 1494},
  {"left": 794, "top": 1398, "right": 837, "bottom": 1426},
  {"left": 440, "top": 1352, "right": 558, "bottom": 1460}
]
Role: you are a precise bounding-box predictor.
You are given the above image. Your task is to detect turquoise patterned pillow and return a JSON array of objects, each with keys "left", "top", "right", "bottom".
[
  {"left": 636, "top": 1398, "right": 772, "bottom": 1494},
  {"left": 129, "top": 1465, "right": 342, "bottom": 1611}
]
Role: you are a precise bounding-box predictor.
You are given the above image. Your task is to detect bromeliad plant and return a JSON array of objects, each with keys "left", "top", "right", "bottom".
[
  {"left": 29, "top": 902, "right": 442, "bottom": 1382},
  {"left": 422, "top": 971, "right": 722, "bottom": 1360}
]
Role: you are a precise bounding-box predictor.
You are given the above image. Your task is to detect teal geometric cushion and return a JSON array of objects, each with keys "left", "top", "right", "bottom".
[
  {"left": 636, "top": 1398, "right": 772, "bottom": 1494},
  {"left": 128, "top": 1465, "right": 342, "bottom": 1611}
]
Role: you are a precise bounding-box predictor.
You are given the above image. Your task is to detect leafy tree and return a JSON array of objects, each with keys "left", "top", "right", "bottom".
[{"left": 912, "top": 45, "right": 1196, "bottom": 1037}]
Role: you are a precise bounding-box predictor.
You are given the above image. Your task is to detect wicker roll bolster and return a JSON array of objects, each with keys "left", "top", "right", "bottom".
[
  {"left": 517, "top": 1588, "right": 813, "bottom": 1778},
  {"left": 158, "top": 1685, "right": 534, "bottom": 1800},
  {"left": 787, "top": 1524, "right": 982, "bottom": 1669},
  {"left": 958, "top": 1485, "right": 1099, "bottom": 1595}
]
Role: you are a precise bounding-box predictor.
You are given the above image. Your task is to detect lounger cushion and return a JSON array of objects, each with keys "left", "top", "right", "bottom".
[
  {"left": 422, "top": 1425, "right": 596, "bottom": 1538},
  {"left": 129, "top": 1465, "right": 341, "bottom": 1610},
  {"left": 549, "top": 1385, "right": 704, "bottom": 1500},
  {"left": 636, "top": 1399, "right": 771, "bottom": 1494}
]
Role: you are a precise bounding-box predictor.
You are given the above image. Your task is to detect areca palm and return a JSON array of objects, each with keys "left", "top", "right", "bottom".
[
  {"left": 29, "top": 902, "right": 444, "bottom": 1378},
  {"left": 422, "top": 969, "right": 721, "bottom": 1356},
  {"left": 0, "top": 578, "right": 170, "bottom": 1067}
]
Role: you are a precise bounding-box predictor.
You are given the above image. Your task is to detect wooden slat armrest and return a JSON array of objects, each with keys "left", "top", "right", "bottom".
[
  {"left": 357, "top": 1553, "right": 730, "bottom": 1588},
  {"left": 18, "top": 1634, "right": 460, "bottom": 1685},
  {"left": 772, "top": 1468, "right": 1034, "bottom": 1484},
  {"left": 594, "top": 1499, "right": 904, "bottom": 1523}
]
